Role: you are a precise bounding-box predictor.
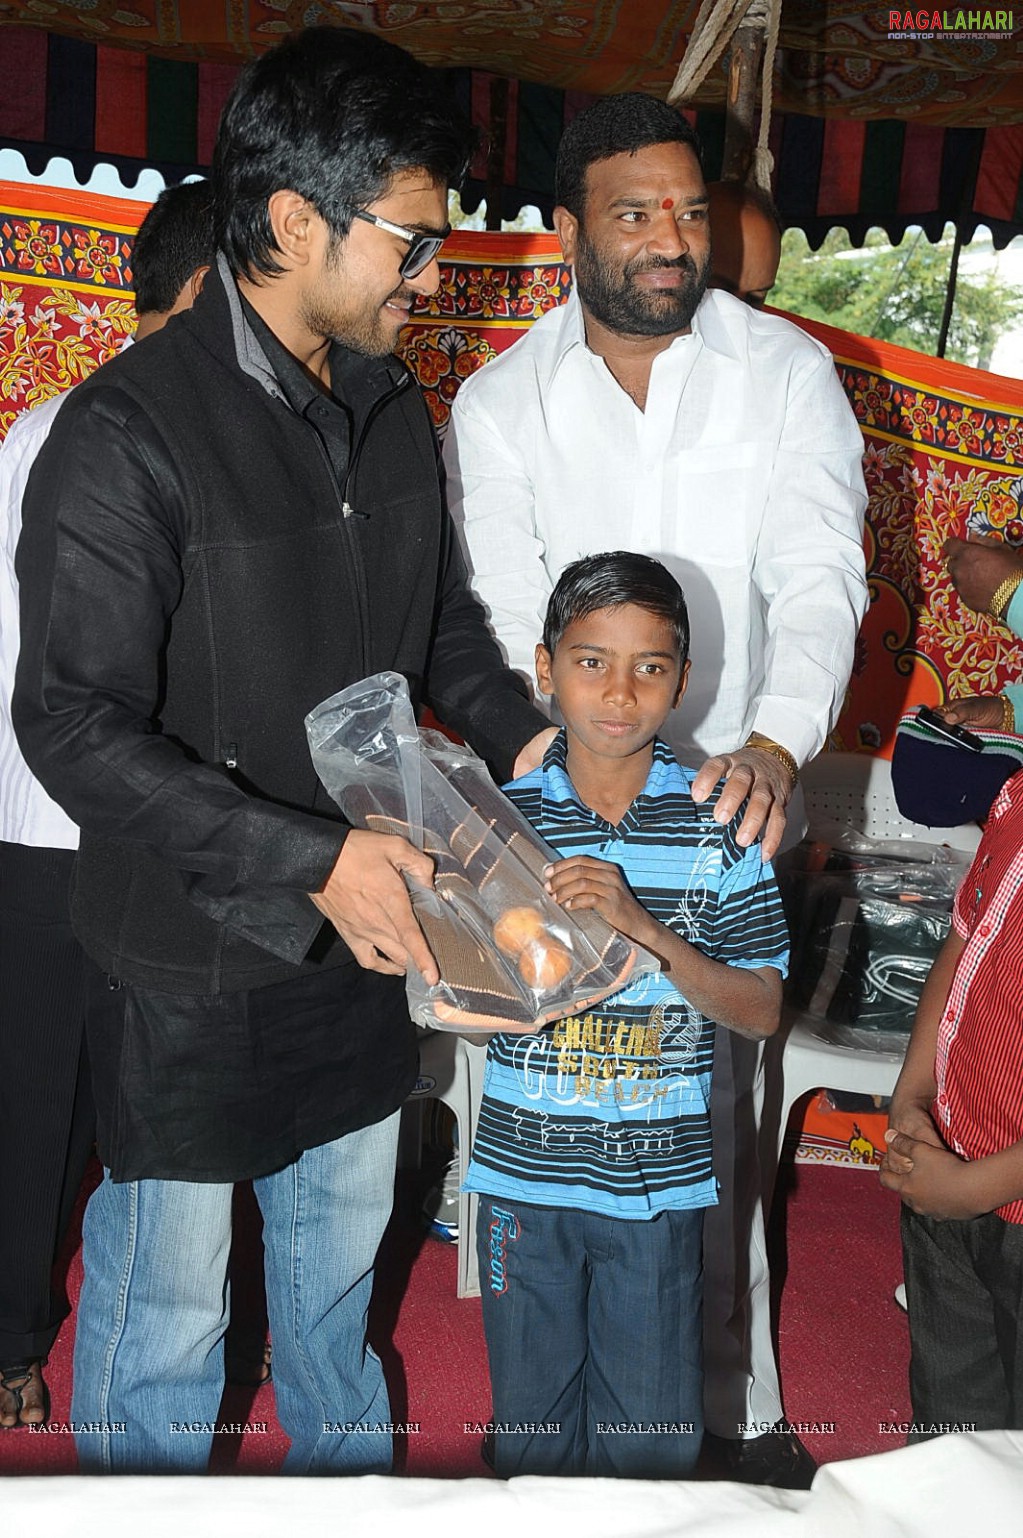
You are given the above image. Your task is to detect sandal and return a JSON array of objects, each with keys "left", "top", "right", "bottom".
[{"left": 0, "top": 1361, "right": 50, "bottom": 1428}]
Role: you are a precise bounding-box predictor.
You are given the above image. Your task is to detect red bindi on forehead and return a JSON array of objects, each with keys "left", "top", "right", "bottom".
[{"left": 661, "top": 197, "right": 674, "bottom": 210}]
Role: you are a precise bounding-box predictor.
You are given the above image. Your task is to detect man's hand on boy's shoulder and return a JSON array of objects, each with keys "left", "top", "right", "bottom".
[
  {"left": 880, "top": 1129, "right": 992, "bottom": 1221},
  {"left": 690, "top": 745, "right": 793, "bottom": 862},
  {"left": 513, "top": 726, "right": 559, "bottom": 779},
  {"left": 544, "top": 855, "right": 658, "bottom": 951}
]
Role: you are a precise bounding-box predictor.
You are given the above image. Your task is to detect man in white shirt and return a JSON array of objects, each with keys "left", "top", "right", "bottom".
[
  {"left": 444, "top": 94, "right": 868, "bottom": 1487},
  {"left": 0, "top": 180, "right": 213, "bottom": 1428}
]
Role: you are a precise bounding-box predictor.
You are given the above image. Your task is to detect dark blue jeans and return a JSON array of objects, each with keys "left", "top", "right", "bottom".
[{"left": 476, "top": 1195, "right": 704, "bottom": 1477}]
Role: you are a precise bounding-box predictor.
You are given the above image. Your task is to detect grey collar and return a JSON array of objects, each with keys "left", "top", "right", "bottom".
[{"left": 217, "top": 252, "right": 287, "bottom": 401}]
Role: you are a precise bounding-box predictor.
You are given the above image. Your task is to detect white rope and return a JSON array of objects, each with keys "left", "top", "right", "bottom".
[
  {"left": 750, "top": 0, "right": 782, "bottom": 192},
  {"left": 667, "top": 0, "right": 756, "bottom": 105},
  {"left": 667, "top": 0, "right": 784, "bottom": 194}
]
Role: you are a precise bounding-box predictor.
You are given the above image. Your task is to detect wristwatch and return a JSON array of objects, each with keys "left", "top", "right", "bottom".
[{"left": 744, "top": 732, "right": 799, "bottom": 785}]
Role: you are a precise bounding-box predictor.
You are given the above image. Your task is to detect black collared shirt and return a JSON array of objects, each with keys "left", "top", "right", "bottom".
[{"left": 241, "top": 295, "right": 353, "bottom": 487}]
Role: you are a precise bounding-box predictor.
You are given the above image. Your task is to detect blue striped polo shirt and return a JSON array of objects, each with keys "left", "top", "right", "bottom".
[{"left": 464, "top": 731, "right": 789, "bottom": 1219}]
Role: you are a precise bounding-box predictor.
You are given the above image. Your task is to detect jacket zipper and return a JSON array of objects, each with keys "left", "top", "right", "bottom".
[
  {"left": 334, "top": 370, "right": 412, "bottom": 675},
  {"left": 341, "top": 371, "right": 412, "bottom": 519},
  {"left": 220, "top": 371, "right": 409, "bottom": 773}
]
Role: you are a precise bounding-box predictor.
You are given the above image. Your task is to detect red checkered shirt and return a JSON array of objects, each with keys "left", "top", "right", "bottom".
[{"left": 935, "top": 769, "right": 1023, "bottom": 1224}]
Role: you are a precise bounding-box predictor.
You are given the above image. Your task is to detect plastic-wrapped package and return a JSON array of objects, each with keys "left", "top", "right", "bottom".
[
  {"left": 306, "top": 672, "right": 657, "bottom": 1033},
  {"left": 779, "top": 829, "right": 971, "bottom": 1051}
]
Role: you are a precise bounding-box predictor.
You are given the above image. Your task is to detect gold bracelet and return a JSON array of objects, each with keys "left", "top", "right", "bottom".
[
  {"left": 745, "top": 732, "right": 799, "bottom": 786},
  {"left": 989, "top": 571, "right": 1023, "bottom": 621},
  {"left": 1001, "top": 693, "right": 1016, "bottom": 734}
]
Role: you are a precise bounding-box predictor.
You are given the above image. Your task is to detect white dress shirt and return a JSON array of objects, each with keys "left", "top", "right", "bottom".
[
  {"left": 2, "top": 337, "right": 135, "bottom": 848},
  {"left": 1, "top": 390, "right": 80, "bottom": 847},
  {"left": 444, "top": 287, "right": 868, "bottom": 769}
]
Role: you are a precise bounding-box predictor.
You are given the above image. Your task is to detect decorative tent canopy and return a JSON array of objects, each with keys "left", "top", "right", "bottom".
[
  {"left": 1, "top": 6, "right": 1023, "bottom": 244},
  {"left": 1, "top": 2, "right": 1022, "bottom": 124}
]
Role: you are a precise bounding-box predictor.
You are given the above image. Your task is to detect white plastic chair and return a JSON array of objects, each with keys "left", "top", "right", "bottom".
[
  {"left": 774, "top": 752, "right": 981, "bottom": 1164},
  {"left": 407, "top": 1031, "right": 489, "bottom": 1297}
]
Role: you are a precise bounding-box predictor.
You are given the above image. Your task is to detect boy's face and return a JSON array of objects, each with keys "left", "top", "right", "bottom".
[{"left": 536, "top": 603, "right": 689, "bottom": 769}]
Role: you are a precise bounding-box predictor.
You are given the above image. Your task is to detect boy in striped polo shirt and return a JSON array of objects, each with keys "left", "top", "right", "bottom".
[
  {"left": 882, "top": 769, "right": 1023, "bottom": 1433},
  {"left": 465, "top": 552, "right": 787, "bottom": 1478}
]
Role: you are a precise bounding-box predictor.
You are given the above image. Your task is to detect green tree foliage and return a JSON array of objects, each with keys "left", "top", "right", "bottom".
[{"left": 772, "top": 227, "right": 1023, "bottom": 369}]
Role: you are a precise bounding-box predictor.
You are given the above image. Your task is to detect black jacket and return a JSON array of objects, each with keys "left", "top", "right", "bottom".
[{"left": 14, "top": 258, "right": 545, "bottom": 994}]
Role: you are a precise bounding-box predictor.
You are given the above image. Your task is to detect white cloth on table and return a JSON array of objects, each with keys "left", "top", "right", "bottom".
[{"left": 7, "top": 1431, "right": 1023, "bottom": 1538}]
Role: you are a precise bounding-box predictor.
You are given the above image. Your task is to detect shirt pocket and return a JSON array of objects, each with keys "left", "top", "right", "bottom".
[{"left": 671, "top": 441, "right": 766, "bottom": 566}]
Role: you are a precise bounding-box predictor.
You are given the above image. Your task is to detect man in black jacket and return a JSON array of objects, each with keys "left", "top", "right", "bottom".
[{"left": 14, "top": 28, "right": 552, "bottom": 1474}]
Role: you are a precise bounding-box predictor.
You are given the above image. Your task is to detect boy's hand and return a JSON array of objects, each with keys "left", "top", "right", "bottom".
[
  {"left": 886, "top": 1096, "right": 944, "bottom": 1151},
  {"left": 879, "top": 1130, "right": 989, "bottom": 1221},
  {"left": 544, "top": 855, "right": 656, "bottom": 948}
]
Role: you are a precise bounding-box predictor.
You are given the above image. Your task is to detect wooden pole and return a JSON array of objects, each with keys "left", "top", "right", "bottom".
[
  {"left": 936, "top": 130, "right": 985, "bottom": 358},
  {"left": 485, "top": 76, "right": 509, "bottom": 231},
  {"left": 720, "top": 18, "right": 765, "bottom": 184},
  {"left": 935, "top": 226, "right": 963, "bottom": 360}
]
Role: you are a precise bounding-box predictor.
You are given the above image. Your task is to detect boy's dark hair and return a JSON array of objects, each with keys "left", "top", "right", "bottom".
[
  {"left": 543, "top": 551, "right": 690, "bottom": 663},
  {"left": 132, "top": 180, "right": 215, "bottom": 315},
  {"left": 555, "top": 93, "right": 703, "bottom": 220},
  {"left": 213, "top": 25, "right": 475, "bottom": 279}
]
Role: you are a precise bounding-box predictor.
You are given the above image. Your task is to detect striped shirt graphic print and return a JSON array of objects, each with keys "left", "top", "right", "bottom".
[{"left": 463, "top": 733, "right": 789, "bottom": 1219}]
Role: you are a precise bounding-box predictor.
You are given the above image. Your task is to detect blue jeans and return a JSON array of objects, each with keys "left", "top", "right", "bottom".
[
  {"left": 476, "top": 1196, "right": 704, "bottom": 1478},
  {"left": 71, "top": 1112, "right": 400, "bottom": 1473}
]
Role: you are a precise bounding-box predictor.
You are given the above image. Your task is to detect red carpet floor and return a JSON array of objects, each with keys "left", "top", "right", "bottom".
[{"left": 0, "top": 1158, "right": 910, "bottom": 1477}]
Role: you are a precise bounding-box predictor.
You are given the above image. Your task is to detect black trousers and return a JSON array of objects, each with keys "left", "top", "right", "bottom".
[
  {"left": 0, "top": 841, "right": 94, "bottom": 1361},
  {"left": 902, "top": 1202, "right": 1023, "bottom": 1434}
]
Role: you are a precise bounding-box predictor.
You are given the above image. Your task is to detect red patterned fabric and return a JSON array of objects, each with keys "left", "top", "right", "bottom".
[
  {"left": 5, "top": 185, "right": 1023, "bottom": 760},
  {"left": 0, "top": 182, "right": 136, "bottom": 415},
  {"left": 799, "top": 314, "right": 1023, "bottom": 754}
]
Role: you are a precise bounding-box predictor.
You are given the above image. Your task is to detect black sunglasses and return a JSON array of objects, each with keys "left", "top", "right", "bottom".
[{"left": 352, "top": 209, "right": 451, "bottom": 279}]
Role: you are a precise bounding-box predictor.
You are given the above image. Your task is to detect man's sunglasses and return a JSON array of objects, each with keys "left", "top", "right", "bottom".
[{"left": 352, "top": 209, "right": 451, "bottom": 279}]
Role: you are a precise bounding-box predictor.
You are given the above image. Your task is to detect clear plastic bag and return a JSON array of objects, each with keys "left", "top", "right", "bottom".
[
  {"left": 779, "top": 832, "right": 971, "bottom": 1046},
  {"left": 306, "top": 672, "right": 657, "bottom": 1033}
]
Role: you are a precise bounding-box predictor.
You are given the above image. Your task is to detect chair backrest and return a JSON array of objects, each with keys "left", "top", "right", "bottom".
[{"left": 802, "top": 752, "right": 981, "bottom": 855}]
